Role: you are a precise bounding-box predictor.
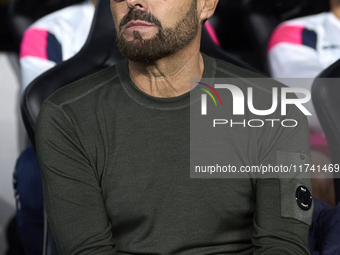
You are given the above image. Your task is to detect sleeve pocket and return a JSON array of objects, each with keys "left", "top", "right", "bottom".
[{"left": 276, "top": 151, "right": 313, "bottom": 226}]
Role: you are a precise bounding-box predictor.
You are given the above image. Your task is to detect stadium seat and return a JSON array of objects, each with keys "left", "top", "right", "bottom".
[
  {"left": 201, "top": 21, "right": 261, "bottom": 74},
  {"left": 208, "top": 1, "right": 248, "bottom": 57},
  {"left": 20, "top": 0, "right": 123, "bottom": 253},
  {"left": 312, "top": 59, "right": 340, "bottom": 204},
  {"left": 242, "top": 0, "right": 330, "bottom": 75},
  {"left": 21, "top": 0, "right": 124, "bottom": 150}
]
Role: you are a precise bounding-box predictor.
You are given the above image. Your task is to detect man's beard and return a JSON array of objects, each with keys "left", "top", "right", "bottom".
[{"left": 116, "top": 0, "right": 199, "bottom": 63}]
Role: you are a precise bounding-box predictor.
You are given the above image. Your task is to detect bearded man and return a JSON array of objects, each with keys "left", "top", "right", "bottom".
[{"left": 36, "top": 0, "right": 313, "bottom": 254}]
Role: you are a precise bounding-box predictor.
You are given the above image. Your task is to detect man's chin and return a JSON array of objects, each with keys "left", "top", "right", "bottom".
[
  {"left": 123, "top": 29, "right": 158, "bottom": 41},
  {"left": 120, "top": 46, "right": 168, "bottom": 63},
  {"left": 127, "top": 38, "right": 152, "bottom": 45}
]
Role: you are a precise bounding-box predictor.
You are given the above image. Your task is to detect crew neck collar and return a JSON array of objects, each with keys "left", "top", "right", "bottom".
[{"left": 117, "top": 53, "right": 216, "bottom": 110}]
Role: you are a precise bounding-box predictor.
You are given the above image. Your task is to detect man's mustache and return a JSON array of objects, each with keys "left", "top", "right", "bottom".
[{"left": 119, "top": 9, "right": 162, "bottom": 30}]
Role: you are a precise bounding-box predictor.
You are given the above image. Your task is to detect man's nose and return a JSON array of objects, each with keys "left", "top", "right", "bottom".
[{"left": 125, "top": 0, "right": 148, "bottom": 11}]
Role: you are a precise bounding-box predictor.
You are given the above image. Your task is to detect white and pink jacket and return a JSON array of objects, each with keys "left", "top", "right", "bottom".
[
  {"left": 269, "top": 12, "right": 340, "bottom": 79},
  {"left": 20, "top": 0, "right": 95, "bottom": 90}
]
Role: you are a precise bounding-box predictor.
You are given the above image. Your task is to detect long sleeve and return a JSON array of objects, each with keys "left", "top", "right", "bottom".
[
  {"left": 20, "top": 27, "right": 63, "bottom": 90},
  {"left": 36, "top": 100, "right": 117, "bottom": 255},
  {"left": 252, "top": 91, "right": 313, "bottom": 254}
]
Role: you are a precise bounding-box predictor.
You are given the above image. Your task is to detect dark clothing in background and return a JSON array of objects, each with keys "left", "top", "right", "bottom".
[
  {"left": 13, "top": 146, "right": 44, "bottom": 255},
  {"left": 309, "top": 198, "right": 340, "bottom": 254}
]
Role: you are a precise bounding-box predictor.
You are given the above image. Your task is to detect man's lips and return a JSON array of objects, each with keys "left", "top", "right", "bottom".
[{"left": 125, "top": 20, "right": 156, "bottom": 29}]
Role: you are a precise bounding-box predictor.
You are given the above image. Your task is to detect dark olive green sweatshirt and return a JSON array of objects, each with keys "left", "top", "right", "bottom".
[{"left": 36, "top": 54, "right": 313, "bottom": 255}]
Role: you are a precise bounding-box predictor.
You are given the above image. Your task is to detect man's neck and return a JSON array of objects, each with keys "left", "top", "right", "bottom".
[
  {"left": 128, "top": 41, "right": 204, "bottom": 98},
  {"left": 333, "top": 8, "right": 340, "bottom": 20}
]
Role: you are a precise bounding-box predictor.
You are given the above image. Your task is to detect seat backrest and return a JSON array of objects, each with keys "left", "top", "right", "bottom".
[
  {"left": 242, "top": 0, "right": 330, "bottom": 75},
  {"left": 207, "top": 1, "right": 246, "bottom": 55},
  {"left": 21, "top": 1, "right": 124, "bottom": 253},
  {"left": 7, "top": 0, "right": 85, "bottom": 48},
  {"left": 200, "top": 23, "right": 261, "bottom": 74},
  {"left": 21, "top": 0, "right": 124, "bottom": 149},
  {"left": 312, "top": 59, "right": 340, "bottom": 204},
  {"left": 243, "top": 0, "right": 309, "bottom": 74}
]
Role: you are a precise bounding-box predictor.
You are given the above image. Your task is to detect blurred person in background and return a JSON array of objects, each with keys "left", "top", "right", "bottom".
[
  {"left": 269, "top": 0, "right": 340, "bottom": 79},
  {"left": 268, "top": 0, "right": 340, "bottom": 206},
  {"left": 14, "top": 0, "right": 96, "bottom": 254}
]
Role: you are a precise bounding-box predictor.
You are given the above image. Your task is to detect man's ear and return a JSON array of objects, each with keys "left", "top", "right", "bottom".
[{"left": 199, "top": 0, "right": 219, "bottom": 22}]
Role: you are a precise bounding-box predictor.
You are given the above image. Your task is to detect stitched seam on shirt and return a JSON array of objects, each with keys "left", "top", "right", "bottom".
[
  {"left": 41, "top": 100, "right": 72, "bottom": 255},
  {"left": 45, "top": 100, "right": 74, "bottom": 127},
  {"left": 210, "top": 57, "right": 217, "bottom": 78},
  {"left": 121, "top": 83, "right": 200, "bottom": 110},
  {"left": 216, "top": 67, "right": 275, "bottom": 95},
  {"left": 59, "top": 74, "right": 118, "bottom": 108},
  {"left": 39, "top": 166, "right": 65, "bottom": 255},
  {"left": 216, "top": 66, "right": 288, "bottom": 166},
  {"left": 99, "top": 92, "right": 109, "bottom": 187},
  {"left": 45, "top": 100, "right": 93, "bottom": 172},
  {"left": 117, "top": 69, "right": 200, "bottom": 110},
  {"left": 117, "top": 58, "right": 216, "bottom": 111}
]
